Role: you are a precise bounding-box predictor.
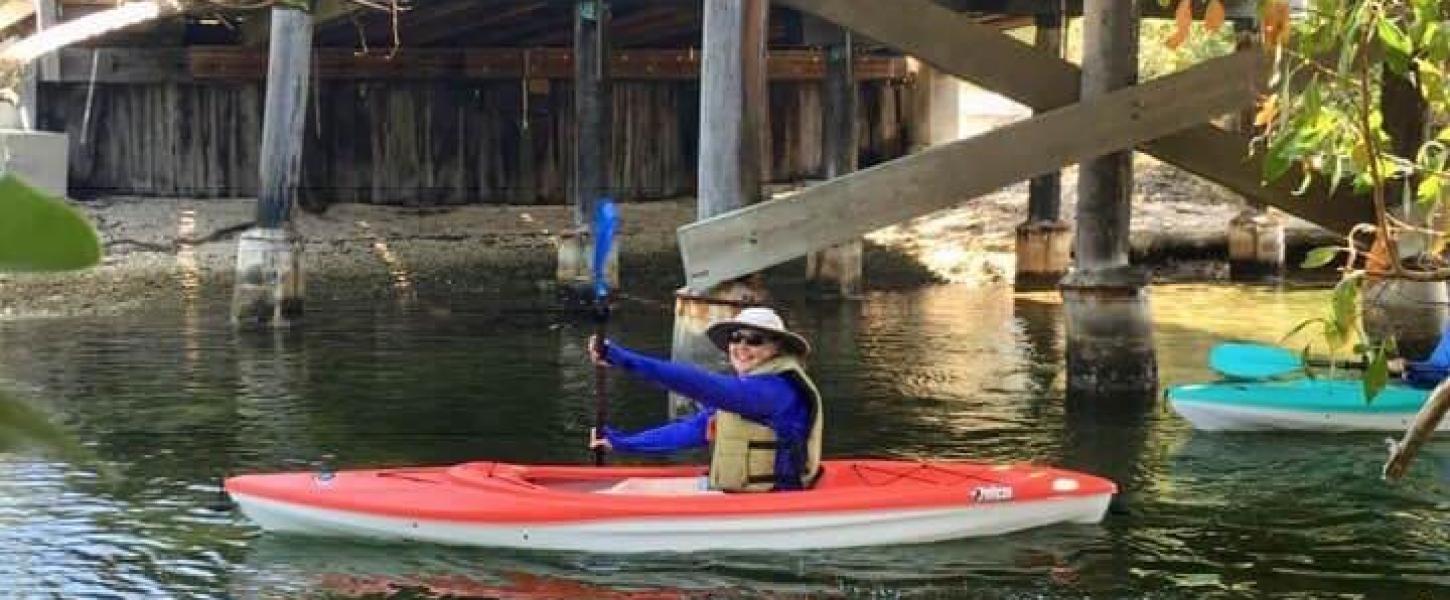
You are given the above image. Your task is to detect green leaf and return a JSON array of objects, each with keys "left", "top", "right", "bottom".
[
  {"left": 0, "top": 174, "right": 101, "bottom": 273},
  {"left": 1281, "top": 317, "right": 1329, "bottom": 345},
  {"left": 1418, "top": 174, "right": 1442, "bottom": 204},
  {"left": 1301, "top": 246, "right": 1342, "bottom": 268},
  {"left": 1263, "top": 131, "right": 1299, "bottom": 182},
  {"left": 1328, "top": 155, "right": 1347, "bottom": 196},
  {"left": 1331, "top": 274, "right": 1362, "bottom": 340},
  {"left": 1363, "top": 344, "right": 1390, "bottom": 404},
  {"left": 1378, "top": 18, "right": 1414, "bottom": 74}
]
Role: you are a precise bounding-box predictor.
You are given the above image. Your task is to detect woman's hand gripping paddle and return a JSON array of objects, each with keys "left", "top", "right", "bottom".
[{"left": 591, "top": 198, "right": 618, "bottom": 466}]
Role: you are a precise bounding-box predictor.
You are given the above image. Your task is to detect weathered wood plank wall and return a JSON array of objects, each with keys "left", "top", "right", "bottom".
[{"left": 41, "top": 79, "right": 908, "bottom": 204}]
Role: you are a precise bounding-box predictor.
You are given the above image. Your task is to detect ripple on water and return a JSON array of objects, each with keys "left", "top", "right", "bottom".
[{"left": 0, "top": 284, "right": 1445, "bottom": 598}]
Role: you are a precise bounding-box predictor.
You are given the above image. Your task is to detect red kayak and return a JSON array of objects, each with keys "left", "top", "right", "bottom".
[{"left": 226, "top": 459, "right": 1116, "bottom": 552}]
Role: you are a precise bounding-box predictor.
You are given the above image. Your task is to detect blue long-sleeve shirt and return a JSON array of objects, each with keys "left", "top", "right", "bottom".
[
  {"left": 600, "top": 342, "right": 812, "bottom": 489},
  {"left": 1406, "top": 327, "right": 1450, "bottom": 389}
]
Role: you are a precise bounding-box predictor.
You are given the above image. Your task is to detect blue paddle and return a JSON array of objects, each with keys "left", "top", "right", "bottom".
[
  {"left": 1208, "top": 342, "right": 1365, "bottom": 380},
  {"left": 591, "top": 198, "right": 618, "bottom": 466}
]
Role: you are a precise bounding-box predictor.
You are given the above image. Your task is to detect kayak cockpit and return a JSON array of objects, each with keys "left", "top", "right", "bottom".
[{"left": 445, "top": 461, "right": 715, "bottom": 496}]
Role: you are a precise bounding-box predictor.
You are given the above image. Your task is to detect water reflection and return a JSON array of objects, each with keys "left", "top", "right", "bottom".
[
  {"left": 234, "top": 525, "right": 1114, "bottom": 599},
  {"left": 0, "top": 283, "right": 1445, "bottom": 597}
]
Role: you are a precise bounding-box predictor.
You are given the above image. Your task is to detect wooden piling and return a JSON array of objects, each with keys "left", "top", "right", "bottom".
[
  {"left": 558, "top": 0, "right": 616, "bottom": 298},
  {"left": 1016, "top": 7, "right": 1071, "bottom": 290},
  {"left": 232, "top": 6, "right": 311, "bottom": 326},
  {"left": 908, "top": 63, "right": 961, "bottom": 150},
  {"left": 696, "top": 0, "right": 768, "bottom": 218},
  {"left": 1226, "top": 18, "right": 1285, "bottom": 282},
  {"left": 671, "top": 0, "right": 770, "bottom": 414},
  {"left": 806, "top": 23, "right": 861, "bottom": 298},
  {"left": 1062, "top": 0, "right": 1157, "bottom": 399},
  {"left": 573, "top": 0, "right": 610, "bottom": 226}
]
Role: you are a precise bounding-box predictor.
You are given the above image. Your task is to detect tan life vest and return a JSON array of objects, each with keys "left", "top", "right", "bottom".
[{"left": 707, "top": 355, "right": 823, "bottom": 492}]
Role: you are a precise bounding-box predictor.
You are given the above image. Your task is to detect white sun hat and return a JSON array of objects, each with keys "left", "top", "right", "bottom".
[{"left": 705, "top": 307, "right": 812, "bottom": 357}]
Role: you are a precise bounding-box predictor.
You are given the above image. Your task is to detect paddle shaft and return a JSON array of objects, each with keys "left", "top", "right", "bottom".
[
  {"left": 1305, "top": 358, "right": 1369, "bottom": 370},
  {"left": 593, "top": 303, "right": 609, "bottom": 466}
]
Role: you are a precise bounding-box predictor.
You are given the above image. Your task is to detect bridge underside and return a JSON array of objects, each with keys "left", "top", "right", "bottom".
[{"left": 679, "top": 0, "right": 1375, "bottom": 290}]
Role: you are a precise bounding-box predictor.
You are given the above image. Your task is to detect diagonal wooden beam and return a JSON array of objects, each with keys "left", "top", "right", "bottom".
[
  {"left": 678, "top": 51, "right": 1264, "bottom": 290},
  {"left": 776, "top": 0, "right": 1375, "bottom": 235},
  {"left": 0, "top": 0, "right": 34, "bottom": 32}
]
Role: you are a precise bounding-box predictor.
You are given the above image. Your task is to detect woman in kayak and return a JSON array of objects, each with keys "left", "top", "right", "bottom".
[{"left": 587, "top": 306, "right": 823, "bottom": 492}]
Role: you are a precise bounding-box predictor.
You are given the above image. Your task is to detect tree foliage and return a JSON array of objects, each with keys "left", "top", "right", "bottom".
[
  {"left": 1266, "top": 0, "right": 1450, "bottom": 402},
  {"left": 1166, "top": 0, "right": 1450, "bottom": 402}
]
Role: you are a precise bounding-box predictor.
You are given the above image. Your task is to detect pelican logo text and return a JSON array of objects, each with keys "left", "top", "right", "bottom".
[{"left": 971, "top": 485, "right": 1013, "bottom": 503}]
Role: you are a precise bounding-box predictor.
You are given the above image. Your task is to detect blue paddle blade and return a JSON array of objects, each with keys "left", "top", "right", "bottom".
[
  {"left": 591, "top": 197, "right": 618, "bottom": 300},
  {"left": 1208, "top": 343, "right": 1303, "bottom": 380}
]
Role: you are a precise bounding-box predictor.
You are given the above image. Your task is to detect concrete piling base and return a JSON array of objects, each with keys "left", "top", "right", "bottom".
[
  {"left": 555, "top": 227, "right": 619, "bottom": 304},
  {"left": 1014, "top": 220, "right": 1072, "bottom": 291},
  {"left": 806, "top": 240, "right": 863, "bottom": 299},
  {"left": 1227, "top": 208, "right": 1285, "bottom": 282},
  {"left": 1363, "top": 278, "right": 1449, "bottom": 360},
  {"left": 669, "top": 278, "right": 768, "bottom": 418},
  {"left": 1061, "top": 268, "right": 1158, "bottom": 401},
  {"left": 231, "top": 227, "right": 304, "bottom": 326}
]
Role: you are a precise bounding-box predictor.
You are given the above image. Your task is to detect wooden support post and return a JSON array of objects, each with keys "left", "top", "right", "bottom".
[
  {"left": 806, "top": 23, "right": 861, "bottom": 298},
  {"left": 1016, "top": 7, "right": 1071, "bottom": 290},
  {"left": 558, "top": 0, "right": 616, "bottom": 299},
  {"left": 909, "top": 63, "right": 961, "bottom": 151},
  {"left": 517, "top": 70, "right": 542, "bottom": 205},
  {"left": 671, "top": 0, "right": 770, "bottom": 417},
  {"left": 233, "top": 5, "right": 312, "bottom": 327},
  {"left": 1061, "top": 0, "right": 1156, "bottom": 401},
  {"left": 1225, "top": 18, "right": 1285, "bottom": 283},
  {"left": 696, "top": 0, "right": 768, "bottom": 218},
  {"left": 9, "top": 0, "right": 58, "bottom": 129}
]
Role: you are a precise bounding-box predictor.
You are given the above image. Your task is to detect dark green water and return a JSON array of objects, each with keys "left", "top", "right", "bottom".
[{"left": 0, "top": 282, "right": 1446, "bottom": 599}]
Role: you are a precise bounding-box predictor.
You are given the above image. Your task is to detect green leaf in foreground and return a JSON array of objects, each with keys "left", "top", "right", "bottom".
[
  {"left": 1363, "top": 344, "right": 1390, "bottom": 404},
  {"left": 1301, "top": 246, "right": 1341, "bottom": 268},
  {"left": 0, "top": 174, "right": 101, "bottom": 272}
]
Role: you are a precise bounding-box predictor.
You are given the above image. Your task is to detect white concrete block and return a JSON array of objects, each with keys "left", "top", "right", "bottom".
[{"left": 0, "top": 129, "right": 68, "bottom": 198}]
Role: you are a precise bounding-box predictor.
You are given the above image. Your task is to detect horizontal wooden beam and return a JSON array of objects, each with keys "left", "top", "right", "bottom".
[
  {"left": 779, "top": 0, "right": 1374, "bottom": 235},
  {"left": 240, "top": 0, "right": 365, "bottom": 47},
  {"left": 52, "top": 46, "right": 907, "bottom": 82},
  {"left": 677, "top": 50, "right": 1264, "bottom": 290},
  {"left": 934, "top": 0, "right": 1258, "bottom": 19}
]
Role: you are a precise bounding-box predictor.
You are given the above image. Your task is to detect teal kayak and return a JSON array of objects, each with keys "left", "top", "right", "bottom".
[{"left": 1166, "top": 379, "right": 1447, "bottom": 432}]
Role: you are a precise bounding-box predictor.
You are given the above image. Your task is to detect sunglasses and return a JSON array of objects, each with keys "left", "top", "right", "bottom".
[{"left": 728, "top": 331, "right": 774, "bottom": 347}]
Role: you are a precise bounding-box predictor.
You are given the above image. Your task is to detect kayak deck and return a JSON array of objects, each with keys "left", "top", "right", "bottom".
[{"left": 226, "top": 459, "right": 1116, "bottom": 552}]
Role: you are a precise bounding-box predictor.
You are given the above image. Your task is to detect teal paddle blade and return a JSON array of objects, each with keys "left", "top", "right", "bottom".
[
  {"left": 1208, "top": 343, "right": 1303, "bottom": 380},
  {"left": 0, "top": 174, "right": 100, "bottom": 272}
]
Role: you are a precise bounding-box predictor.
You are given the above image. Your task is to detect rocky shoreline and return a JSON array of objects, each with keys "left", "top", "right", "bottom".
[{"left": 0, "top": 155, "right": 1343, "bottom": 319}]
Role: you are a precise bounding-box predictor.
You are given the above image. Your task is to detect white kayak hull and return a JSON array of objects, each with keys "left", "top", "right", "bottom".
[
  {"left": 231, "top": 492, "right": 1112, "bottom": 553},
  {"left": 1170, "top": 399, "right": 1450, "bottom": 432}
]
